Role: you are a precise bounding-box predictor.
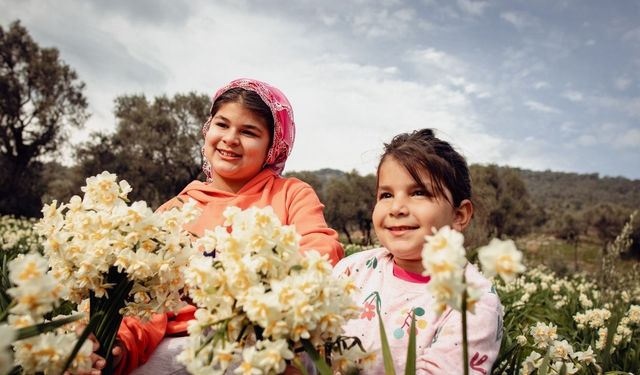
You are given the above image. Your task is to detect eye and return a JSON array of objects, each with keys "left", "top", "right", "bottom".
[
  {"left": 412, "top": 189, "right": 426, "bottom": 197},
  {"left": 215, "top": 122, "right": 228, "bottom": 129},
  {"left": 378, "top": 192, "right": 392, "bottom": 200},
  {"left": 241, "top": 129, "right": 258, "bottom": 137}
]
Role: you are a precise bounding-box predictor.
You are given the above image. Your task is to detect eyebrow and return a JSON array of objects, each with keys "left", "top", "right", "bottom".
[
  {"left": 377, "top": 181, "right": 428, "bottom": 191},
  {"left": 212, "top": 115, "right": 265, "bottom": 132}
]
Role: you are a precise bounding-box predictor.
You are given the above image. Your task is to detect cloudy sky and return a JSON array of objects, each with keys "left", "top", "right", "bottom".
[{"left": 2, "top": 0, "right": 639, "bottom": 179}]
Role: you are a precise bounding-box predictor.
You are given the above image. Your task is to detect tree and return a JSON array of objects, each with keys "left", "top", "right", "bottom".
[
  {"left": 75, "top": 93, "right": 209, "bottom": 209},
  {"left": 585, "top": 203, "right": 626, "bottom": 246},
  {"left": 0, "top": 20, "right": 88, "bottom": 216},
  {"left": 555, "top": 213, "right": 585, "bottom": 271},
  {"left": 469, "top": 165, "right": 537, "bottom": 241},
  {"left": 321, "top": 171, "right": 376, "bottom": 245},
  {"left": 324, "top": 177, "right": 357, "bottom": 243},
  {"left": 345, "top": 171, "right": 376, "bottom": 245}
]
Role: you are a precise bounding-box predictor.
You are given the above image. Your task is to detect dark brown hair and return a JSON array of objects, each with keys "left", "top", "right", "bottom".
[
  {"left": 377, "top": 128, "right": 472, "bottom": 207},
  {"left": 210, "top": 87, "right": 274, "bottom": 141}
]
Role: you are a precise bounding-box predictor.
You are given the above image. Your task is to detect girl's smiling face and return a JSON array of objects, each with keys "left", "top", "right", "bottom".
[
  {"left": 203, "top": 101, "right": 271, "bottom": 192},
  {"left": 372, "top": 156, "right": 470, "bottom": 273}
]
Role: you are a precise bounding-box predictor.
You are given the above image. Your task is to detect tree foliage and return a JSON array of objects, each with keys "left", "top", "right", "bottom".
[
  {"left": 289, "top": 169, "right": 376, "bottom": 245},
  {"left": 74, "top": 93, "right": 209, "bottom": 209},
  {"left": 0, "top": 20, "right": 87, "bottom": 216},
  {"left": 469, "top": 165, "right": 538, "bottom": 242}
]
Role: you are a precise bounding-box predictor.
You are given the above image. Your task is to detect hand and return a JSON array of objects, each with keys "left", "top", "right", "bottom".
[
  {"left": 63, "top": 330, "right": 105, "bottom": 375},
  {"left": 65, "top": 325, "right": 126, "bottom": 374},
  {"left": 111, "top": 340, "right": 125, "bottom": 369}
]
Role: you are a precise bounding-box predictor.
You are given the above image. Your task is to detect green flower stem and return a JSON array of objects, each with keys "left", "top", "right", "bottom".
[
  {"left": 14, "top": 313, "right": 84, "bottom": 341},
  {"left": 90, "top": 268, "right": 134, "bottom": 375},
  {"left": 377, "top": 313, "right": 397, "bottom": 375},
  {"left": 404, "top": 311, "right": 416, "bottom": 375},
  {"left": 292, "top": 356, "right": 310, "bottom": 375},
  {"left": 301, "top": 339, "right": 333, "bottom": 375}
]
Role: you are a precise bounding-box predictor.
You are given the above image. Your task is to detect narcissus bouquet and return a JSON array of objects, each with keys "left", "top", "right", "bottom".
[
  {"left": 178, "top": 206, "right": 365, "bottom": 374},
  {"left": 2, "top": 252, "right": 94, "bottom": 374},
  {"left": 35, "top": 171, "right": 200, "bottom": 369}
]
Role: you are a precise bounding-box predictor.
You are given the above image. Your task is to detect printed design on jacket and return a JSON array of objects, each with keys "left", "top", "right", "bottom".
[
  {"left": 365, "top": 256, "right": 378, "bottom": 269},
  {"left": 393, "top": 307, "right": 427, "bottom": 339},
  {"left": 470, "top": 351, "right": 489, "bottom": 374},
  {"left": 361, "top": 291, "right": 382, "bottom": 321}
]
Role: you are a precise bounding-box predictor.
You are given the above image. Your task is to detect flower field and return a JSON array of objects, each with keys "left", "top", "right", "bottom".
[{"left": 1, "top": 214, "right": 639, "bottom": 374}]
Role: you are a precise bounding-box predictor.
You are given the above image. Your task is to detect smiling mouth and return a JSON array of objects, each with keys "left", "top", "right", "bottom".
[
  {"left": 387, "top": 226, "right": 419, "bottom": 232},
  {"left": 217, "top": 149, "right": 241, "bottom": 158}
]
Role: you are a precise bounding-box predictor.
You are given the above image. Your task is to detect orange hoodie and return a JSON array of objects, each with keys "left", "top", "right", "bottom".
[{"left": 115, "top": 169, "right": 343, "bottom": 374}]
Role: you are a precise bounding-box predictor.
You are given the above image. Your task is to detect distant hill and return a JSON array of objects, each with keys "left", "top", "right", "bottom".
[
  {"left": 288, "top": 165, "right": 640, "bottom": 213},
  {"left": 514, "top": 168, "right": 640, "bottom": 211},
  {"left": 312, "top": 168, "right": 348, "bottom": 183}
]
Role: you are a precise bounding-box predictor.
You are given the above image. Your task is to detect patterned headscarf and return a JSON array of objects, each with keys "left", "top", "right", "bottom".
[{"left": 201, "top": 78, "right": 296, "bottom": 181}]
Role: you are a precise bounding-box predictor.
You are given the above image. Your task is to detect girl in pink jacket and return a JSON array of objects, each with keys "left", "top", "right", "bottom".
[{"left": 333, "top": 129, "right": 503, "bottom": 374}]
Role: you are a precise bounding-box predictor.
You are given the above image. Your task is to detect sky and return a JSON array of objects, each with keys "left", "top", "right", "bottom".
[{"left": 2, "top": 0, "right": 639, "bottom": 179}]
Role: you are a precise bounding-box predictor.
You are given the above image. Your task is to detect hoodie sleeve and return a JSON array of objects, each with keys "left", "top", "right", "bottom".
[
  {"left": 287, "top": 184, "right": 344, "bottom": 266},
  {"left": 115, "top": 314, "right": 168, "bottom": 375}
]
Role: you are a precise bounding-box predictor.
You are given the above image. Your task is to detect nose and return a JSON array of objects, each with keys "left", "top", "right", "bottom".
[
  {"left": 222, "top": 128, "right": 239, "bottom": 145},
  {"left": 389, "top": 196, "right": 408, "bottom": 217}
]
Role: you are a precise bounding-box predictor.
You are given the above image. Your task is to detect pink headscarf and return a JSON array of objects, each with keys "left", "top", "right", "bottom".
[{"left": 201, "top": 78, "right": 296, "bottom": 181}]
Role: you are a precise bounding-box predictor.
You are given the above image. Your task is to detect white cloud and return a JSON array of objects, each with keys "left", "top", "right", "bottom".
[
  {"left": 592, "top": 95, "right": 640, "bottom": 119},
  {"left": 525, "top": 100, "right": 560, "bottom": 114},
  {"left": 406, "top": 47, "right": 467, "bottom": 77},
  {"left": 533, "top": 81, "right": 550, "bottom": 90},
  {"left": 500, "top": 11, "right": 535, "bottom": 30},
  {"left": 2, "top": 0, "right": 520, "bottom": 175},
  {"left": 2, "top": 0, "right": 638, "bottom": 179},
  {"left": 352, "top": 7, "right": 415, "bottom": 38},
  {"left": 495, "top": 137, "right": 570, "bottom": 172},
  {"left": 456, "top": 0, "right": 490, "bottom": 16},
  {"left": 623, "top": 26, "right": 640, "bottom": 43},
  {"left": 319, "top": 13, "right": 339, "bottom": 27},
  {"left": 614, "top": 77, "right": 632, "bottom": 91},
  {"left": 560, "top": 121, "right": 578, "bottom": 134},
  {"left": 563, "top": 90, "right": 584, "bottom": 102},
  {"left": 447, "top": 76, "right": 491, "bottom": 98},
  {"left": 577, "top": 134, "right": 598, "bottom": 146},
  {"left": 613, "top": 128, "right": 640, "bottom": 148},
  {"left": 571, "top": 123, "right": 640, "bottom": 150}
]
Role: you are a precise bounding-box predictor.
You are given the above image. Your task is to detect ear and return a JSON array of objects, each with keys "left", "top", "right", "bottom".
[{"left": 451, "top": 199, "right": 473, "bottom": 232}]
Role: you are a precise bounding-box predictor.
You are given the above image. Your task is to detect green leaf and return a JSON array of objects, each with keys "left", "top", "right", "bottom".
[
  {"left": 292, "top": 356, "right": 310, "bottom": 375},
  {"left": 301, "top": 339, "right": 333, "bottom": 375},
  {"left": 378, "top": 313, "right": 397, "bottom": 375},
  {"left": 537, "top": 349, "right": 552, "bottom": 375},
  {"left": 14, "top": 313, "right": 84, "bottom": 341},
  {"left": 404, "top": 311, "right": 416, "bottom": 375},
  {"left": 558, "top": 362, "right": 567, "bottom": 375}
]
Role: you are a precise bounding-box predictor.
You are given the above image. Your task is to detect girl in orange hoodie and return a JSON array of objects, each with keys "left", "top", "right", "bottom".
[{"left": 108, "top": 78, "right": 343, "bottom": 374}]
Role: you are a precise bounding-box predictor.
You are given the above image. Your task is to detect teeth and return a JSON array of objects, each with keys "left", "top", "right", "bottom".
[{"left": 219, "top": 150, "right": 239, "bottom": 157}]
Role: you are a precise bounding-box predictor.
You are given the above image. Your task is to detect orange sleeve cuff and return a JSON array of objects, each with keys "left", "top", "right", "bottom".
[
  {"left": 115, "top": 313, "right": 168, "bottom": 374},
  {"left": 166, "top": 305, "right": 197, "bottom": 335}
]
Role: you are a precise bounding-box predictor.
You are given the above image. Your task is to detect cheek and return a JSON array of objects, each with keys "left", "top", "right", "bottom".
[
  {"left": 371, "top": 204, "right": 384, "bottom": 227},
  {"left": 254, "top": 139, "right": 270, "bottom": 159},
  {"left": 205, "top": 129, "right": 218, "bottom": 144}
]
